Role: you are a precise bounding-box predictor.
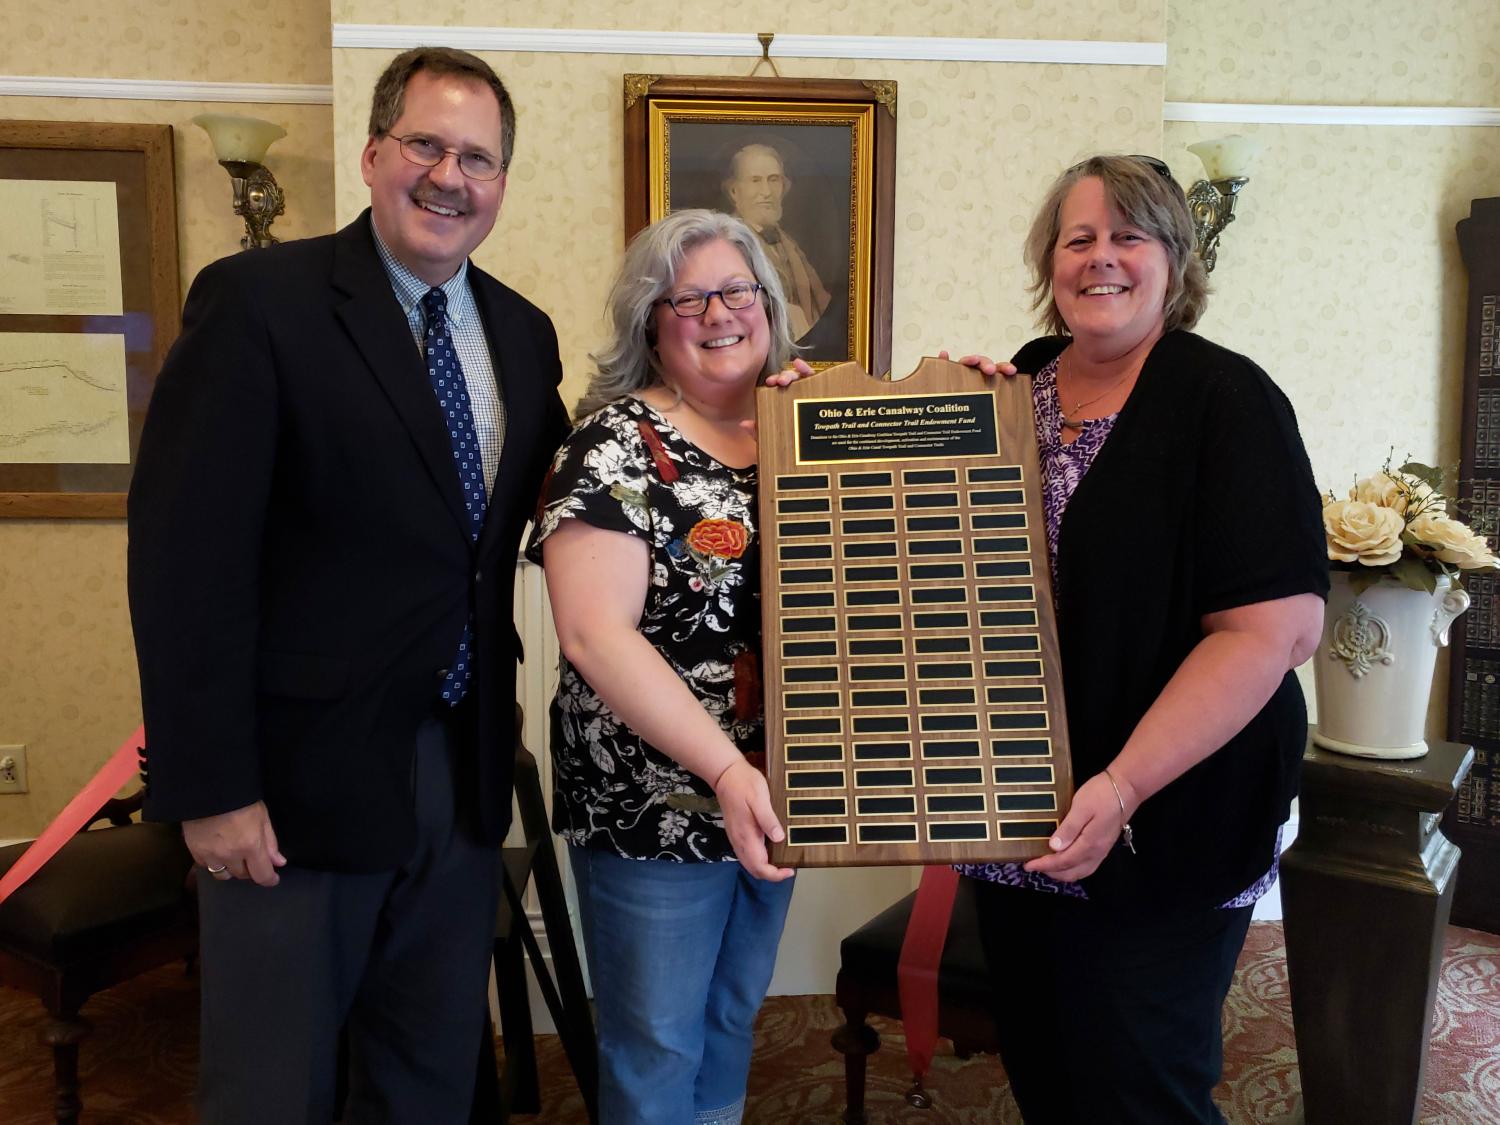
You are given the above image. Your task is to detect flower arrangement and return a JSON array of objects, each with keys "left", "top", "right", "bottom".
[{"left": 1322, "top": 459, "right": 1499, "bottom": 594}]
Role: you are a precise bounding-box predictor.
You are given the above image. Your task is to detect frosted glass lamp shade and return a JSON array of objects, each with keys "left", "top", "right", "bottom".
[
  {"left": 193, "top": 114, "right": 286, "bottom": 164},
  {"left": 1187, "top": 135, "right": 1264, "bottom": 180}
]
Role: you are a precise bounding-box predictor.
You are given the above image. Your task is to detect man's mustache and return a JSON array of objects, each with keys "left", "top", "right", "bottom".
[{"left": 410, "top": 187, "right": 468, "bottom": 213}]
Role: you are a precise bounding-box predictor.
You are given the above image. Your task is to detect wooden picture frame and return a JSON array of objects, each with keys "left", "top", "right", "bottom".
[
  {"left": 624, "top": 76, "right": 896, "bottom": 375},
  {"left": 0, "top": 120, "right": 180, "bottom": 518}
]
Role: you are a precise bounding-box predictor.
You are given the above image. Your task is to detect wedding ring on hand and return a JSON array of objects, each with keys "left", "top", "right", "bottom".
[{"left": 205, "top": 863, "right": 229, "bottom": 875}]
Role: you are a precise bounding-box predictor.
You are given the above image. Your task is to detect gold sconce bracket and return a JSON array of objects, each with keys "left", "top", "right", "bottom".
[
  {"left": 1186, "top": 175, "right": 1247, "bottom": 275},
  {"left": 193, "top": 114, "right": 287, "bottom": 251},
  {"left": 1184, "top": 135, "right": 1262, "bottom": 274},
  {"left": 219, "top": 159, "right": 286, "bottom": 250}
]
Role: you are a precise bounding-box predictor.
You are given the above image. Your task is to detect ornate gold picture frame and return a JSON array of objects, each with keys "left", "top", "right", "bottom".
[{"left": 624, "top": 76, "right": 896, "bottom": 374}]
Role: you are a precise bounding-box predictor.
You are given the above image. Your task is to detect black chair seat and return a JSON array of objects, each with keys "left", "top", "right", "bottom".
[
  {"left": 837, "top": 877, "right": 989, "bottom": 997},
  {"left": 832, "top": 875, "right": 999, "bottom": 1124},
  {"left": 0, "top": 823, "right": 193, "bottom": 963},
  {"left": 0, "top": 785, "right": 198, "bottom": 1125}
]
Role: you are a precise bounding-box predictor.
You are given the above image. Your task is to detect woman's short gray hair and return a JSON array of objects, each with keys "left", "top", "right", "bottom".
[
  {"left": 575, "top": 209, "right": 797, "bottom": 419},
  {"left": 1024, "top": 154, "right": 1209, "bottom": 337}
]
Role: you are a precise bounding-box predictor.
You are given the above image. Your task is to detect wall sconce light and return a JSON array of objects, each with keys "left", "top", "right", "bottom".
[
  {"left": 1186, "top": 135, "right": 1264, "bottom": 274},
  {"left": 192, "top": 113, "right": 287, "bottom": 250}
]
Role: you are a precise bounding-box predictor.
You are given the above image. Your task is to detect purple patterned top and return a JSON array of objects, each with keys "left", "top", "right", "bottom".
[{"left": 957, "top": 357, "right": 1280, "bottom": 908}]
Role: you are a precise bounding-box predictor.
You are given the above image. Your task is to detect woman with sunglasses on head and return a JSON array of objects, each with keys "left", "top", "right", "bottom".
[
  {"left": 527, "top": 208, "right": 810, "bottom": 1125},
  {"left": 954, "top": 155, "right": 1329, "bottom": 1123}
]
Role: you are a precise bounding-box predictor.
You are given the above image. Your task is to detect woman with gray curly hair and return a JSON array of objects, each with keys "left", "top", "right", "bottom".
[
  {"left": 526, "top": 208, "right": 810, "bottom": 1125},
  {"left": 955, "top": 154, "right": 1328, "bottom": 1122}
]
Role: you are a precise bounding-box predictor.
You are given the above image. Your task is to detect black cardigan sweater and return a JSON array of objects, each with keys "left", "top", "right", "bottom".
[{"left": 1012, "top": 330, "right": 1330, "bottom": 911}]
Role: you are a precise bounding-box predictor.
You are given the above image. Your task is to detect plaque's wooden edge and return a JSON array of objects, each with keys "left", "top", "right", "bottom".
[{"left": 757, "top": 358, "right": 1075, "bottom": 868}]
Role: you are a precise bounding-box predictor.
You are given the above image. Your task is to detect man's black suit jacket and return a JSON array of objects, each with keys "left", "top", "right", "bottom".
[{"left": 128, "top": 211, "right": 569, "bottom": 872}]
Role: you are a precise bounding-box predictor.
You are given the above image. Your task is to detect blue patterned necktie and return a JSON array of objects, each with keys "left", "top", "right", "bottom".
[{"left": 422, "top": 286, "right": 487, "bottom": 704}]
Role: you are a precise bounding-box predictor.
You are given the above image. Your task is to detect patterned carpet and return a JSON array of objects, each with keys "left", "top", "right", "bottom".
[{"left": 1, "top": 922, "right": 1497, "bottom": 1123}]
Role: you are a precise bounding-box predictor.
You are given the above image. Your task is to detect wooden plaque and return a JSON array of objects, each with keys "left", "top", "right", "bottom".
[{"left": 757, "top": 358, "right": 1073, "bottom": 867}]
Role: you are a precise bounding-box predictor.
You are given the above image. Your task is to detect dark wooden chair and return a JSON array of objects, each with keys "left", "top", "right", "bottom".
[
  {"left": 472, "top": 704, "right": 598, "bottom": 1123},
  {"left": 831, "top": 875, "right": 998, "bottom": 1123},
  {"left": 0, "top": 790, "right": 197, "bottom": 1124}
]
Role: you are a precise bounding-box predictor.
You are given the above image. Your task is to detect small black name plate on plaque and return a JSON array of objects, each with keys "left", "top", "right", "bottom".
[{"left": 756, "top": 358, "right": 1074, "bottom": 868}]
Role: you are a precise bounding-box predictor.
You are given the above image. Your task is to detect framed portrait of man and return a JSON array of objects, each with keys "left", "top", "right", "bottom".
[{"left": 624, "top": 76, "right": 896, "bottom": 374}]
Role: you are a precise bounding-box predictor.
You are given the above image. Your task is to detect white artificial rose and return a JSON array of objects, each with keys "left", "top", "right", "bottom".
[
  {"left": 1350, "top": 473, "right": 1402, "bottom": 509},
  {"left": 1323, "top": 499, "right": 1405, "bottom": 566},
  {"left": 1403, "top": 474, "right": 1438, "bottom": 508},
  {"left": 1349, "top": 472, "right": 1435, "bottom": 516},
  {"left": 1408, "top": 514, "right": 1500, "bottom": 570}
]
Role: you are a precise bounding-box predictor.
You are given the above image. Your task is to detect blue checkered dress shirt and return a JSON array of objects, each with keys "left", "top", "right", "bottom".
[{"left": 372, "top": 228, "right": 506, "bottom": 493}]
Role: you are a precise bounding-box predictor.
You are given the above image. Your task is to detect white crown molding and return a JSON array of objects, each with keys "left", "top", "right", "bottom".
[
  {"left": 334, "top": 25, "right": 758, "bottom": 57},
  {"left": 332, "top": 24, "right": 1167, "bottom": 67},
  {"left": 1166, "top": 101, "right": 1500, "bottom": 127},
  {"left": 770, "top": 34, "right": 1164, "bottom": 66},
  {"left": 0, "top": 75, "right": 332, "bottom": 104},
  {"left": 8, "top": 77, "right": 1491, "bottom": 130}
]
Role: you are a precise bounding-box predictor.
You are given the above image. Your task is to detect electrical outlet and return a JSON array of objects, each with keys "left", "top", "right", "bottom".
[{"left": 0, "top": 745, "right": 27, "bottom": 794}]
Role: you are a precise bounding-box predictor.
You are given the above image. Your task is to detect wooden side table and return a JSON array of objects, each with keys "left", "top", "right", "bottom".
[{"left": 1280, "top": 735, "right": 1474, "bottom": 1125}]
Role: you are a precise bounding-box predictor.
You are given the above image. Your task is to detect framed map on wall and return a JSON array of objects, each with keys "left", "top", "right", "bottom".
[{"left": 0, "top": 120, "right": 179, "bottom": 518}]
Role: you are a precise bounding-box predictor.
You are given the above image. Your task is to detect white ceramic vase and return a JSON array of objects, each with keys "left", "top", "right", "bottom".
[{"left": 1312, "top": 570, "right": 1470, "bottom": 760}]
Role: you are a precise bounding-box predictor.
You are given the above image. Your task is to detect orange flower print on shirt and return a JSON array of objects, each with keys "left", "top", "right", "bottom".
[{"left": 687, "top": 518, "right": 748, "bottom": 559}]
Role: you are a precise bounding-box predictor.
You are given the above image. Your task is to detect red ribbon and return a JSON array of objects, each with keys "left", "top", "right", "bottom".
[
  {"left": 636, "top": 420, "right": 680, "bottom": 482},
  {"left": 0, "top": 726, "right": 145, "bottom": 908},
  {"left": 897, "top": 864, "right": 962, "bottom": 1081}
]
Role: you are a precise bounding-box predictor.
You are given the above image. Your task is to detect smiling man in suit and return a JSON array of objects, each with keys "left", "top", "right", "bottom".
[{"left": 127, "top": 46, "right": 568, "bottom": 1123}]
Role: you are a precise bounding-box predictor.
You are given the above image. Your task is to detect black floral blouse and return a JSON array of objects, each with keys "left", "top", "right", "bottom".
[{"left": 526, "top": 397, "right": 763, "bottom": 862}]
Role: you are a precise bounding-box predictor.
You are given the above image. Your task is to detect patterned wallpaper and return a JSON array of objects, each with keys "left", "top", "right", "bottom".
[
  {"left": 1163, "top": 118, "right": 1497, "bottom": 733},
  {"left": 1167, "top": 0, "right": 1500, "bottom": 106},
  {"left": 0, "top": 0, "right": 331, "bottom": 85},
  {"left": 334, "top": 48, "right": 1164, "bottom": 407},
  {"left": 0, "top": 2, "right": 335, "bottom": 839},
  {"left": 0, "top": 98, "right": 334, "bottom": 297},
  {"left": 0, "top": 96, "right": 333, "bottom": 838},
  {"left": 1164, "top": 122, "right": 1494, "bottom": 490},
  {"left": 0, "top": 524, "right": 140, "bottom": 839},
  {"left": 331, "top": 0, "right": 1164, "bottom": 43}
]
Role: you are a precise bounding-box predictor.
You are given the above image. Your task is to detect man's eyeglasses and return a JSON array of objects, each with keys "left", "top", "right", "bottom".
[
  {"left": 656, "top": 282, "right": 763, "bottom": 318},
  {"left": 387, "top": 134, "right": 505, "bottom": 181}
]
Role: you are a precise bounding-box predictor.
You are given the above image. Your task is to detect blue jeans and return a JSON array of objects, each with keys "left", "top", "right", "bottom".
[{"left": 569, "top": 846, "right": 795, "bottom": 1125}]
